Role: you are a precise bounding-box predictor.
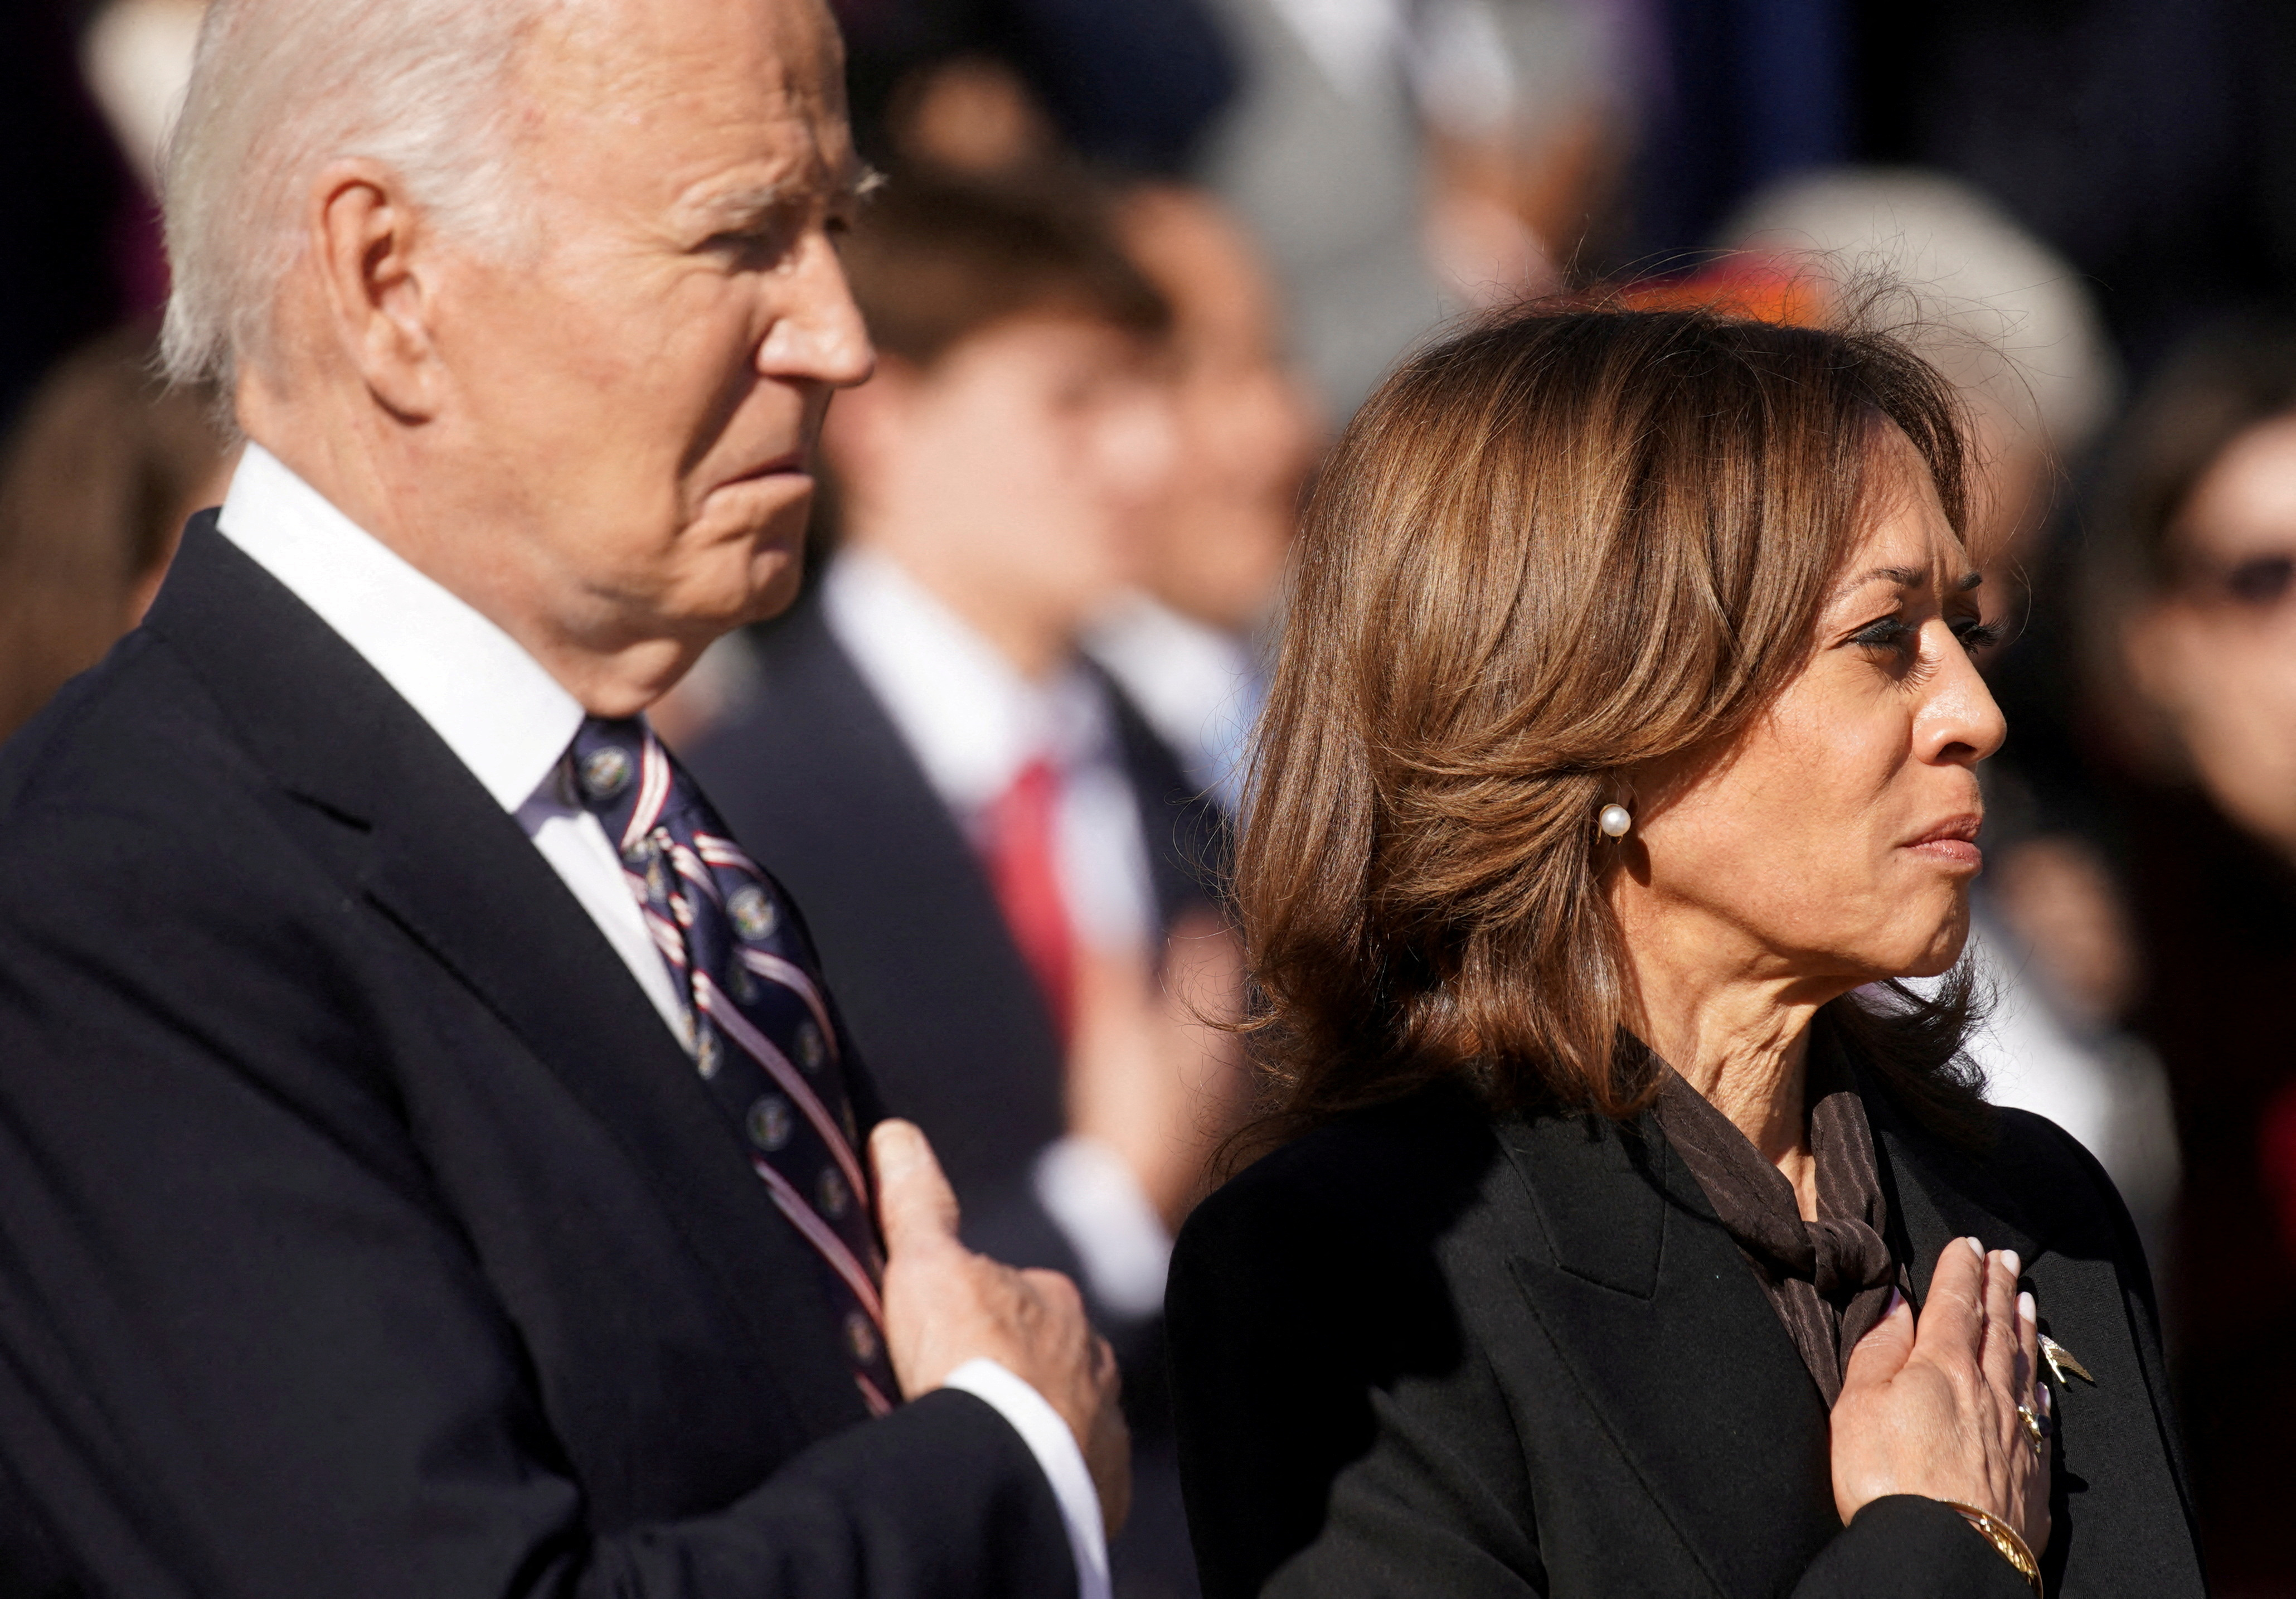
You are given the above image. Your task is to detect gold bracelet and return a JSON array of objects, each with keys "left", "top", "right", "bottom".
[{"left": 1943, "top": 1501, "right": 2042, "bottom": 1597}]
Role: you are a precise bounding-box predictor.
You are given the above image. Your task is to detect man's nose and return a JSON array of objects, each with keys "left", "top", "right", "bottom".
[{"left": 757, "top": 232, "right": 875, "bottom": 390}]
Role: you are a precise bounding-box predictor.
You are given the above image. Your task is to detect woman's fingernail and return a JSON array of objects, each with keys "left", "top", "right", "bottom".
[
  {"left": 1966, "top": 1236, "right": 1986, "bottom": 1260},
  {"left": 2038, "top": 1382, "right": 2053, "bottom": 1414},
  {"left": 2018, "top": 1290, "right": 2036, "bottom": 1324},
  {"left": 2002, "top": 1249, "right": 2022, "bottom": 1278},
  {"left": 1887, "top": 1287, "right": 1906, "bottom": 1316}
]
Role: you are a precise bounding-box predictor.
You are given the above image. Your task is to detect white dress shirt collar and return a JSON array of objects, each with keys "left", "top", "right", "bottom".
[
  {"left": 216, "top": 442, "right": 585, "bottom": 813},
  {"left": 821, "top": 547, "right": 1108, "bottom": 817}
]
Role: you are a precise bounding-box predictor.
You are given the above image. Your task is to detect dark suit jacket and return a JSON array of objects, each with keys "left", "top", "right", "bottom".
[
  {"left": 1167, "top": 1073, "right": 2206, "bottom": 1598},
  {"left": 0, "top": 518, "right": 1074, "bottom": 1598},
  {"left": 686, "top": 593, "right": 1224, "bottom": 1299}
]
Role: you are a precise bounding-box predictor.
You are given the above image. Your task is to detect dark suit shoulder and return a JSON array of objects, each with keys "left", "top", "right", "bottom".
[
  {"left": 1173, "top": 1089, "right": 1539, "bottom": 1598},
  {"left": 1180, "top": 1085, "right": 1502, "bottom": 1268},
  {"left": 0, "top": 623, "right": 244, "bottom": 823},
  {"left": 1911, "top": 1099, "right": 2143, "bottom": 1267},
  {"left": 1986, "top": 1106, "right": 2125, "bottom": 1218}
]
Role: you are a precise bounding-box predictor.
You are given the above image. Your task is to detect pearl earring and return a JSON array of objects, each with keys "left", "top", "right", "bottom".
[{"left": 1598, "top": 803, "right": 1633, "bottom": 839}]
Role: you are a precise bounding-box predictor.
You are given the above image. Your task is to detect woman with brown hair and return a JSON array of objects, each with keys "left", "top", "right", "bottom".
[
  {"left": 1165, "top": 306, "right": 2202, "bottom": 1597},
  {"left": 2074, "top": 318, "right": 2296, "bottom": 1592}
]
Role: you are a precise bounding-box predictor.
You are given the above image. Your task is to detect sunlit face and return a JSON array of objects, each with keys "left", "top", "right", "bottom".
[
  {"left": 1120, "top": 189, "right": 1320, "bottom": 634},
  {"left": 424, "top": 0, "right": 872, "bottom": 659},
  {"left": 836, "top": 314, "right": 1177, "bottom": 655},
  {"left": 1617, "top": 427, "right": 2008, "bottom": 986},
  {"left": 2125, "top": 414, "right": 2296, "bottom": 860}
]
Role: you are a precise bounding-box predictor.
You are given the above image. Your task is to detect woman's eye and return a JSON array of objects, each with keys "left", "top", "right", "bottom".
[
  {"left": 1950, "top": 616, "right": 2004, "bottom": 651},
  {"left": 1851, "top": 617, "right": 1916, "bottom": 652}
]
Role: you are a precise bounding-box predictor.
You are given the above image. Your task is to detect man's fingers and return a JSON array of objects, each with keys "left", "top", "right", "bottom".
[
  {"left": 872, "top": 1120, "right": 961, "bottom": 1257},
  {"left": 1091, "top": 1330, "right": 1121, "bottom": 1397},
  {"left": 1841, "top": 1287, "right": 1915, "bottom": 1391},
  {"left": 1017, "top": 1266, "right": 1086, "bottom": 1327}
]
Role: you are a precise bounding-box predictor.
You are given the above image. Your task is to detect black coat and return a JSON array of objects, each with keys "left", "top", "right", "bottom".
[
  {"left": 0, "top": 518, "right": 1074, "bottom": 1598},
  {"left": 1167, "top": 1074, "right": 2206, "bottom": 1598}
]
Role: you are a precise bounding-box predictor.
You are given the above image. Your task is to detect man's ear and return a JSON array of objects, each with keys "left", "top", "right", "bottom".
[{"left": 310, "top": 159, "right": 446, "bottom": 421}]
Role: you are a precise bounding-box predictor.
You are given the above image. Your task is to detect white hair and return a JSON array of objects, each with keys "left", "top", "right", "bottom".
[{"left": 158, "top": 0, "right": 570, "bottom": 391}]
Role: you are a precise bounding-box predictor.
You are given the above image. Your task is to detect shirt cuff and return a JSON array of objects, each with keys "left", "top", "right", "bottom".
[
  {"left": 1032, "top": 1135, "right": 1173, "bottom": 1320},
  {"left": 942, "top": 1357, "right": 1110, "bottom": 1599}
]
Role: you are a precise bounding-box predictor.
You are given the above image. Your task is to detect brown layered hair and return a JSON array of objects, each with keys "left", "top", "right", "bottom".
[{"left": 1236, "top": 302, "right": 1990, "bottom": 1146}]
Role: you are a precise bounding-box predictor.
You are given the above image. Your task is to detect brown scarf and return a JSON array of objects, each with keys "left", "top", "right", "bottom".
[{"left": 1651, "top": 1043, "right": 1902, "bottom": 1406}]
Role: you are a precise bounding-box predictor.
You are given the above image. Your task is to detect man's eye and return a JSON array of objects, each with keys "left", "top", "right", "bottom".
[{"left": 707, "top": 221, "right": 799, "bottom": 267}]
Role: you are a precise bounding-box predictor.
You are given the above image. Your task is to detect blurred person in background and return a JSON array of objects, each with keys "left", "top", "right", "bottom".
[
  {"left": 827, "top": 0, "right": 1237, "bottom": 178},
  {"left": 687, "top": 169, "right": 1247, "bottom": 1599},
  {"left": 1191, "top": 0, "right": 1632, "bottom": 422},
  {"left": 1185, "top": 0, "right": 1438, "bottom": 421},
  {"left": 1410, "top": 0, "right": 1630, "bottom": 311},
  {"left": 1707, "top": 169, "right": 2179, "bottom": 1257},
  {"left": 0, "top": 321, "right": 231, "bottom": 740},
  {"left": 1088, "top": 183, "right": 1322, "bottom": 814},
  {"left": 2081, "top": 319, "right": 2296, "bottom": 1596}
]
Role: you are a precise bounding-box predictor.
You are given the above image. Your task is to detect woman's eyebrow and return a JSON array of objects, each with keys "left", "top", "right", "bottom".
[
  {"left": 1848, "top": 564, "right": 1930, "bottom": 590},
  {"left": 1842, "top": 566, "right": 1985, "bottom": 594}
]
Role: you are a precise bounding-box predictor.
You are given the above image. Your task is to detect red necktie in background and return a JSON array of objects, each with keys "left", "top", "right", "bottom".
[{"left": 982, "top": 756, "right": 1076, "bottom": 1043}]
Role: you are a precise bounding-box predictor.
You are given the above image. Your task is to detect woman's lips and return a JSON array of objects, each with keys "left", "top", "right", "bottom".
[{"left": 1905, "top": 816, "right": 1983, "bottom": 870}]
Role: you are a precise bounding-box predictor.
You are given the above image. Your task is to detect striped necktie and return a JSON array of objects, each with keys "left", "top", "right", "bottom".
[{"left": 570, "top": 715, "right": 898, "bottom": 1416}]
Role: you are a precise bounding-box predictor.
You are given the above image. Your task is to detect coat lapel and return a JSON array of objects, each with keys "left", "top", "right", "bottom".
[
  {"left": 147, "top": 519, "right": 868, "bottom": 1442},
  {"left": 1492, "top": 1112, "right": 1843, "bottom": 1598},
  {"left": 1864, "top": 1088, "right": 2207, "bottom": 1597}
]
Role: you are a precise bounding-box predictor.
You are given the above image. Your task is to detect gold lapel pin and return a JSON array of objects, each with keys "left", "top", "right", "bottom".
[{"left": 2040, "top": 1333, "right": 2095, "bottom": 1385}]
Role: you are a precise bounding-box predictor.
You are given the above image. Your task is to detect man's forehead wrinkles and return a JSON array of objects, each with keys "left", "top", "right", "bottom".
[{"left": 673, "top": 146, "right": 848, "bottom": 226}]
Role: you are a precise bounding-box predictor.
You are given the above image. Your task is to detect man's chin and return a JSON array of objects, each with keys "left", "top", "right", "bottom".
[{"left": 739, "top": 555, "right": 809, "bottom": 626}]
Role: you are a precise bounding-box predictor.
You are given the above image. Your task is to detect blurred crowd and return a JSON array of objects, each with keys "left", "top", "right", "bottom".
[{"left": 8, "top": 1, "right": 2296, "bottom": 1594}]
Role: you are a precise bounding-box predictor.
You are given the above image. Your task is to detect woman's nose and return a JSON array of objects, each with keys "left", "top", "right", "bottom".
[{"left": 1919, "top": 622, "right": 2009, "bottom": 766}]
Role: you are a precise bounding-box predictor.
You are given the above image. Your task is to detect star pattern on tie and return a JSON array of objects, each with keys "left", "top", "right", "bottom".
[{"left": 571, "top": 716, "right": 898, "bottom": 1416}]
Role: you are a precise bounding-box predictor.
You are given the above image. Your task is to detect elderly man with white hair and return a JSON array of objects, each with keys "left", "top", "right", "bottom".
[{"left": 0, "top": 0, "right": 1128, "bottom": 1595}]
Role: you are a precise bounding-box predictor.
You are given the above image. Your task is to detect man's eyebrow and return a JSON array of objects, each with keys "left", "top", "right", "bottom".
[
  {"left": 683, "top": 163, "right": 880, "bottom": 229},
  {"left": 685, "top": 183, "right": 789, "bottom": 229}
]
